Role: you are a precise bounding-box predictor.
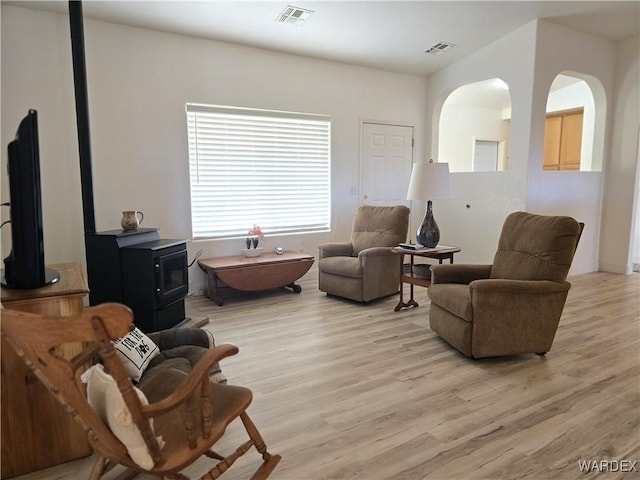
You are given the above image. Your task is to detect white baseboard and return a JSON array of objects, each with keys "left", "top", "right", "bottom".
[
  {"left": 569, "top": 262, "right": 599, "bottom": 276},
  {"left": 598, "top": 261, "right": 633, "bottom": 275}
]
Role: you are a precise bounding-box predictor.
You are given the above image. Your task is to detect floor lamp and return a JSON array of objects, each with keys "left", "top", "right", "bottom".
[{"left": 406, "top": 160, "right": 452, "bottom": 247}]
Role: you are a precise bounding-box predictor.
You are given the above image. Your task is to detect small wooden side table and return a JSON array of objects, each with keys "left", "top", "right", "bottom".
[
  {"left": 391, "top": 245, "right": 461, "bottom": 311},
  {"left": 198, "top": 251, "right": 314, "bottom": 306}
]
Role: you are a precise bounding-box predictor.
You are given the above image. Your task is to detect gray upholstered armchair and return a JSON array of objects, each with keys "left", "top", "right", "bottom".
[
  {"left": 318, "top": 205, "right": 410, "bottom": 302},
  {"left": 427, "top": 211, "right": 583, "bottom": 358}
]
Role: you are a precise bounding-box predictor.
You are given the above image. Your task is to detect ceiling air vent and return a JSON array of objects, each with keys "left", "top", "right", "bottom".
[
  {"left": 277, "top": 5, "right": 314, "bottom": 25},
  {"left": 425, "top": 41, "right": 456, "bottom": 55}
]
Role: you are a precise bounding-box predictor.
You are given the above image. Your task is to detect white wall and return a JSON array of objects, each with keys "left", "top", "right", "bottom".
[
  {"left": 439, "top": 104, "right": 510, "bottom": 172},
  {"left": 599, "top": 34, "right": 640, "bottom": 273},
  {"left": 1, "top": 5, "right": 428, "bottom": 294},
  {"left": 634, "top": 145, "right": 640, "bottom": 265},
  {"left": 635, "top": 131, "right": 640, "bottom": 266}
]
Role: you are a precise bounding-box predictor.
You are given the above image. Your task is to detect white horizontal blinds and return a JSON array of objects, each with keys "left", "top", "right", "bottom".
[{"left": 187, "top": 104, "right": 331, "bottom": 240}]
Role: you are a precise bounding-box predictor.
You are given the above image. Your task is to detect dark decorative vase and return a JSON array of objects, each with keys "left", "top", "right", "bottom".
[
  {"left": 417, "top": 200, "right": 440, "bottom": 248},
  {"left": 252, "top": 237, "right": 259, "bottom": 248},
  {"left": 246, "top": 237, "right": 252, "bottom": 249}
]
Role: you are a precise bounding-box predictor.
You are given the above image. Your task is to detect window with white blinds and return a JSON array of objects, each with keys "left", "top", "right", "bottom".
[{"left": 186, "top": 104, "right": 331, "bottom": 240}]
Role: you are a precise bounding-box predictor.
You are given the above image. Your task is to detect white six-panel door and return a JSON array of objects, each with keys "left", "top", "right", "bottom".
[{"left": 360, "top": 122, "right": 414, "bottom": 206}]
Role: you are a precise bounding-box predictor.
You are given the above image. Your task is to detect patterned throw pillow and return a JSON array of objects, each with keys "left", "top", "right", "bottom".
[{"left": 113, "top": 327, "right": 160, "bottom": 382}]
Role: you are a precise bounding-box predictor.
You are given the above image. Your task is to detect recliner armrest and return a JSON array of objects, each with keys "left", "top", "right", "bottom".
[
  {"left": 358, "top": 246, "right": 394, "bottom": 258},
  {"left": 469, "top": 278, "right": 571, "bottom": 294},
  {"left": 359, "top": 247, "right": 397, "bottom": 270},
  {"left": 318, "top": 242, "right": 353, "bottom": 258},
  {"left": 467, "top": 279, "right": 572, "bottom": 357},
  {"left": 430, "top": 264, "right": 492, "bottom": 285}
]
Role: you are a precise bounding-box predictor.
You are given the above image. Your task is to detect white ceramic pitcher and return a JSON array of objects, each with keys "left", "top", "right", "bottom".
[{"left": 121, "top": 210, "right": 144, "bottom": 231}]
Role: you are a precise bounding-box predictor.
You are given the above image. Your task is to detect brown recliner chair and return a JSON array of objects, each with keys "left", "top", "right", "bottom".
[
  {"left": 318, "top": 205, "right": 410, "bottom": 302},
  {"left": 427, "top": 211, "right": 583, "bottom": 358}
]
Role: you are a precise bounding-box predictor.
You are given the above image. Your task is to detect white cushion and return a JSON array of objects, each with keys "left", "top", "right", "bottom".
[
  {"left": 113, "top": 327, "right": 160, "bottom": 382},
  {"left": 86, "top": 364, "right": 163, "bottom": 470}
]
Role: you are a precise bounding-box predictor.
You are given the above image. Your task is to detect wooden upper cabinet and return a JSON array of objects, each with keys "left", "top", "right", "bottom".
[
  {"left": 543, "top": 116, "right": 562, "bottom": 170},
  {"left": 543, "top": 108, "right": 583, "bottom": 171},
  {"left": 559, "top": 112, "right": 583, "bottom": 170}
]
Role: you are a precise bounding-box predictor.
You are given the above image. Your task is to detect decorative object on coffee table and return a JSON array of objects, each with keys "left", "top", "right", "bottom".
[
  {"left": 242, "top": 247, "right": 264, "bottom": 257},
  {"left": 246, "top": 224, "right": 265, "bottom": 249}
]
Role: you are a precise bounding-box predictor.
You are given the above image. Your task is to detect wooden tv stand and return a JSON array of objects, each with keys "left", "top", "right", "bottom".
[
  {"left": 198, "top": 251, "right": 314, "bottom": 306},
  {"left": 1, "top": 262, "right": 92, "bottom": 478}
]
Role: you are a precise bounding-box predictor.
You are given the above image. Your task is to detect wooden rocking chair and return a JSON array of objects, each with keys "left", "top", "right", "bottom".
[{"left": 1, "top": 303, "right": 281, "bottom": 480}]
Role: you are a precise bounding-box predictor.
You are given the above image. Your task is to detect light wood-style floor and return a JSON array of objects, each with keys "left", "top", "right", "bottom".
[{"left": 11, "top": 272, "right": 640, "bottom": 480}]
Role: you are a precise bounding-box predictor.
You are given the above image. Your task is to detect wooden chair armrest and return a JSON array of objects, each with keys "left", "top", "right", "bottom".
[
  {"left": 70, "top": 343, "right": 101, "bottom": 371},
  {"left": 143, "top": 343, "right": 238, "bottom": 417}
]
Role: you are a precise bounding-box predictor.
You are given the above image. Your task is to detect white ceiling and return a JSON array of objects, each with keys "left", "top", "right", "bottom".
[{"left": 9, "top": 1, "right": 640, "bottom": 77}]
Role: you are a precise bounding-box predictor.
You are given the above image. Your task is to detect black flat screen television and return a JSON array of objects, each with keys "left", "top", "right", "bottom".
[{"left": 2, "top": 109, "right": 59, "bottom": 289}]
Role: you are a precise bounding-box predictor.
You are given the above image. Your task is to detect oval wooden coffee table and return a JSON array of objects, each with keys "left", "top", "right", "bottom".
[{"left": 198, "top": 251, "right": 314, "bottom": 305}]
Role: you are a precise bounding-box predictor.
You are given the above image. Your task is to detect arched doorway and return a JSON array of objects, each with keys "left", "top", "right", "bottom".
[{"left": 438, "top": 78, "right": 512, "bottom": 172}]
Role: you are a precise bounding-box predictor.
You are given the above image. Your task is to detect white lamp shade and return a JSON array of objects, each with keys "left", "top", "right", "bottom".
[{"left": 406, "top": 161, "right": 452, "bottom": 201}]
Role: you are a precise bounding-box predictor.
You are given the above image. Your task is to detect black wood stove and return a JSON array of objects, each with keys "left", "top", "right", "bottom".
[{"left": 85, "top": 228, "right": 188, "bottom": 333}]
